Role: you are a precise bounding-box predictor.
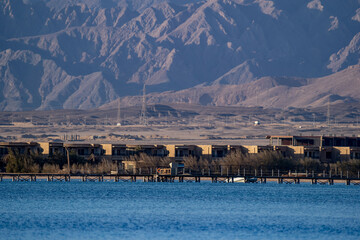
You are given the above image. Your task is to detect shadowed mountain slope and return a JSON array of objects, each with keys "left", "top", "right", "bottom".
[
  {"left": 0, "top": 0, "right": 359, "bottom": 110},
  {"left": 106, "top": 65, "right": 360, "bottom": 109}
]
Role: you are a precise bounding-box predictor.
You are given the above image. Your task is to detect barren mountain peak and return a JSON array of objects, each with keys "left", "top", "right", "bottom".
[
  {"left": 307, "top": 0, "right": 324, "bottom": 11},
  {"left": 352, "top": 8, "right": 360, "bottom": 22},
  {"left": 0, "top": 0, "right": 359, "bottom": 111}
]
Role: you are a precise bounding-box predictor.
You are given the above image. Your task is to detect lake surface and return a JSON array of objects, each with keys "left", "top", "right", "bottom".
[{"left": 0, "top": 181, "right": 359, "bottom": 240}]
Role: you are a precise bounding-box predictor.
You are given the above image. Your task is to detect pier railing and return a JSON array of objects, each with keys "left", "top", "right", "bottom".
[
  {"left": 1, "top": 169, "right": 360, "bottom": 185},
  {"left": 97, "top": 167, "right": 360, "bottom": 179},
  {"left": 182, "top": 168, "right": 360, "bottom": 179}
]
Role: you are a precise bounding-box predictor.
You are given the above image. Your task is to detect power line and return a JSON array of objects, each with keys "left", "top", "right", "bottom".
[{"left": 327, "top": 98, "right": 330, "bottom": 127}]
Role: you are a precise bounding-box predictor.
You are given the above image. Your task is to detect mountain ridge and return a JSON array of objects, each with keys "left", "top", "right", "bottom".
[
  {"left": 0, "top": 0, "right": 359, "bottom": 111},
  {"left": 101, "top": 64, "right": 360, "bottom": 109}
]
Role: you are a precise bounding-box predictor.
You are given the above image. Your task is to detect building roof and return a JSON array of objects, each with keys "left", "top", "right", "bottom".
[
  {"left": 0, "top": 142, "right": 39, "bottom": 146},
  {"left": 267, "top": 135, "right": 360, "bottom": 139}
]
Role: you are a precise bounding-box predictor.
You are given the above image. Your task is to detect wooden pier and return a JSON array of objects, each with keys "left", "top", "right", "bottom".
[{"left": 0, "top": 172, "right": 360, "bottom": 185}]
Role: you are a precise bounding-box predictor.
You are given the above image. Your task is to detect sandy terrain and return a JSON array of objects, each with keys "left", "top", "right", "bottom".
[
  {"left": 1, "top": 121, "right": 359, "bottom": 145},
  {"left": 0, "top": 104, "right": 359, "bottom": 144}
]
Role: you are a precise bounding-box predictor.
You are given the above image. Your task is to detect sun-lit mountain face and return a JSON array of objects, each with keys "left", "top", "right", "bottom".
[{"left": 0, "top": 0, "right": 359, "bottom": 111}]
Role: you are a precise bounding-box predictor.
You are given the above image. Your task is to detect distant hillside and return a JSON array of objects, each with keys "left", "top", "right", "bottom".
[
  {"left": 0, "top": 0, "right": 359, "bottom": 110},
  {"left": 104, "top": 65, "right": 360, "bottom": 109}
]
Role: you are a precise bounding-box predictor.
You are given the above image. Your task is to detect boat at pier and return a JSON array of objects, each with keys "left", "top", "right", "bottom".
[{"left": 229, "top": 177, "right": 257, "bottom": 183}]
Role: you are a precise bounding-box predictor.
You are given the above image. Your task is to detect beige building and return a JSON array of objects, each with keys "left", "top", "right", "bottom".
[
  {"left": 2, "top": 137, "right": 359, "bottom": 165},
  {"left": 63, "top": 143, "right": 103, "bottom": 157},
  {"left": 101, "top": 144, "right": 127, "bottom": 160},
  {"left": 39, "top": 142, "right": 65, "bottom": 156},
  {"left": 197, "top": 145, "right": 228, "bottom": 160},
  {"left": 165, "top": 145, "right": 202, "bottom": 160},
  {"left": 102, "top": 144, "right": 168, "bottom": 161},
  {"left": 242, "top": 145, "right": 273, "bottom": 154},
  {"left": 0, "top": 142, "right": 42, "bottom": 157},
  {"left": 267, "top": 135, "right": 360, "bottom": 162}
]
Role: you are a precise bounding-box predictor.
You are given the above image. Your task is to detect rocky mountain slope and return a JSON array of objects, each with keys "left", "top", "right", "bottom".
[
  {"left": 0, "top": 0, "right": 359, "bottom": 110},
  {"left": 102, "top": 64, "right": 360, "bottom": 109}
]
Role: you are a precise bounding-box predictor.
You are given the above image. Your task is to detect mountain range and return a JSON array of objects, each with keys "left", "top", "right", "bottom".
[{"left": 0, "top": 0, "right": 359, "bottom": 111}]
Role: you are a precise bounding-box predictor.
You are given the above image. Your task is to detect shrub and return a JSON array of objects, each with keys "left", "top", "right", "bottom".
[
  {"left": 183, "top": 156, "right": 198, "bottom": 171},
  {"left": 336, "top": 159, "right": 360, "bottom": 177},
  {"left": 42, "top": 163, "right": 61, "bottom": 173},
  {"left": 4, "top": 149, "right": 41, "bottom": 173},
  {"left": 299, "top": 158, "right": 322, "bottom": 172}
]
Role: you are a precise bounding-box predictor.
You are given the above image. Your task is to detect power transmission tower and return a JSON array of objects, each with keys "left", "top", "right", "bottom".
[
  {"left": 327, "top": 98, "right": 330, "bottom": 127},
  {"left": 139, "top": 84, "right": 147, "bottom": 126},
  {"left": 116, "top": 98, "right": 121, "bottom": 126},
  {"left": 312, "top": 113, "right": 316, "bottom": 126}
]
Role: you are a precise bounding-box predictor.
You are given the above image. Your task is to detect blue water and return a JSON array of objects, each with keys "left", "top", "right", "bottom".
[{"left": 0, "top": 181, "right": 359, "bottom": 240}]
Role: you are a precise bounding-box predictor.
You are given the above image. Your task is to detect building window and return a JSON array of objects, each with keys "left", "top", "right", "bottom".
[
  {"left": 212, "top": 150, "right": 225, "bottom": 158},
  {"left": 297, "top": 139, "right": 314, "bottom": 146},
  {"left": 157, "top": 149, "right": 164, "bottom": 156},
  {"left": 281, "top": 139, "right": 292, "bottom": 145},
  {"left": 187, "top": 150, "right": 192, "bottom": 156},
  {"left": 176, "top": 150, "right": 183, "bottom": 157}
]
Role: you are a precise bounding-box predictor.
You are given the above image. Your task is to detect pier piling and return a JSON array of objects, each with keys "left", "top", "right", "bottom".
[{"left": 1, "top": 172, "right": 360, "bottom": 186}]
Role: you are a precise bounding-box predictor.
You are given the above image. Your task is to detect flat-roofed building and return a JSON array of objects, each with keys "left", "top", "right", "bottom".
[
  {"left": 101, "top": 144, "right": 127, "bottom": 161},
  {"left": 63, "top": 143, "right": 103, "bottom": 157},
  {"left": 125, "top": 145, "right": 167, "bottom": 157},
  {"left": 165, "top": 145, "right": 202, "bottom": 161},
  {"left": 322, "top": 136, "right": 360, "bottom": 147},
  {"left": 228, "top": 145, "right": 248, "bottom": 154},
  {"left": 273, "top": 145, "right": 295, "bottom": 158},
  {"left": 242, "top": 145, "right": 273, "bottom": 154},
  {"left": 268, "top": 135, "right": 360, "bottom": 148},
  {"left": 121, "top": 160, "right": 137, "bottom": 174},
  {"left": 101, "top": 144, "right": 168, "bottom": 161},
  {"left": 267, "top": 135, "right": 360, "bottom": 162},
  {"left": 267, "top": 135, "right": 322, "bottom": 147},
  {"left": 324, "top": 146, "right": 360, "bottom": 162},
  {"left": 279, "top": 146, "right": 321, "bottom": 160},
  {"left": 350, "top": 147, "right": 360, "bottom": 160},
  {"left": 39, "top": 142, "right": 65, "bottom": 156},
  {"left": 198, "top": 145, "right": 228, "bottom": 160},
  {"left": 332, "top": 147, "right": 351, "bottom": 161},
  {"left": 0, "top": 142, "right": 42, "bottom": 157}
]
